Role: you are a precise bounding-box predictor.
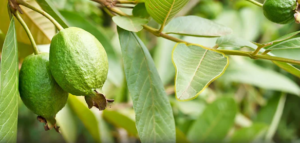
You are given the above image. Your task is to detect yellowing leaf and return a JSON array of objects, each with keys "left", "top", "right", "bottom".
[
  {"left": 145, "top": 0, "right": 189, "bottom": 24},
  {"left": 172, "top": 43, "right": 228, "bottom": 101},
  {"left": 0, "top": 0, "right": 55, "bottom": 45}
]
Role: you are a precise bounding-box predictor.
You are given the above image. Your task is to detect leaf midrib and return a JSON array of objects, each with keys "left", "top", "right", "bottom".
[{"left": 179, "top": 49, "right": 208, "bottom": 99}]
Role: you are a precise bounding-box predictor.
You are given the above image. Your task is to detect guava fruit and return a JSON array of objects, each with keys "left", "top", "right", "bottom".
[
  {"left": 263, "top": 0, "right": 297, "bottom": 24},
  {"left": 19, "top": 53, "right": 68, "bottom": 132},
  {"left": 49, "top": 27, "right": 112, "bottom": 110}
]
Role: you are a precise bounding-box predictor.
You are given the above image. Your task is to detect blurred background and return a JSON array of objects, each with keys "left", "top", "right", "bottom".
[{"left": 1, "top": 0, "right": 300, "bottom": 142}]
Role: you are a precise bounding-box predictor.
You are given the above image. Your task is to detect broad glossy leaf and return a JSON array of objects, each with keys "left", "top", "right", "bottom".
[
  {"left": 145, "top": 0, "right": 189, "bottom": 24},
  {"left": 68, "top": 95, "right": 101, "bottom": 143},
  {"left": 187, "top": 97, "right": 238, "bottom": 143},
  {"left": 118, "top": 27, "right": 176, "bottom": 143},
  {"left": 220, "top": 60, "right": 300, "bottom": 96},
  {"left": 112, "top": 16, "right": 148, "bottom": 32},
  {"left": 164, "top": 16, "right": 232, "bottom": 37},
  {"left": 172, "top": 43, "right": 228, "bottom": 101},
  {"left": 133, "top": 3, "right": 150, "bottom": 18},
  {"left": 0, "top": 0, "right": 54, "bottom": 45},
  {"left": 216, "top": 35, "right": 257, "bottom": 49},
  {"left": 60, "top": 10, "right": 123, "bottom": 87},
  {"left": 56, "top": 103, "right": 78, "bottom": 143},
  {"left": 230, "top": 123, "right": 268, "bottom": 143},
  {"left": 36, "top": 0, "right": 69, "bottom": 28},
  {"left": 267, "top": 37, "right": 300, "bottom": 60},
  {"left": 0, "top": 18, "right": 18, "bottom": 143},
  {"left": 103, "top": 110, "right": 138, "bottom": 136}
]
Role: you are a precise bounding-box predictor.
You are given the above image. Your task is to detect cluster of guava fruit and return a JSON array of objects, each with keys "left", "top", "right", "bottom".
[
  {"left": 19, "top": 27, "right": 112, "bottom": 132},
  {"left": 263, "top": 0, "right": 300, "bottom": 24}
]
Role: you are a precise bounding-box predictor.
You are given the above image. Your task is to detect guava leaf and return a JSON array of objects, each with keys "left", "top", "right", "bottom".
[
  {"left": 118, "top": 27, "right": 176, "bottom": 143},
  {"left": 133, "top": 3, "right": 150, "bottom": 18},
  {"left": 36, "top": 0, "right": 69, "bottom": 28},
  {"left": 220, "top": 60, "right": 300, "bottom": 96},
  {"left": 267, "top": 37, "right": 300, "bottom": 60},
  {"left": 0, "top": 18, "right": 18, "bottom": 143},
  {"left": 56, "top": 103, "right": 78, "bottom": 143},
  {"left": 273, "top": 61, "right": 300, "bottom": 78},
  {"left": 112, "top": 16, "right": 148, "bottom": 32},
  {"left": 103, "top": 110, "right": 138, "bottom": 137},
  {"left": 187, "top": 97, "right": 238, "bottom": 142},
  {"left": 216, "top": 35, "right": 257, "bottom": 49},
  {"left": 172, "top": 43, "right": 228, "bottom": 101},
  {"left": 164, "top": 16, "right": 232, "bottom": 37},
  {"left": 0, "top": 0, "right": 54, "bottom": 45},
  {"left": 230, "top": 123, "right": 268, "bottom": 143},
  {"left": 68, "top": 95, "right": 101, "bottom": 143},
  {"left": 176, "top": 128, "right": 190, "bottom": 143},
  {"left": 145, "top": 0, "right": 189, "bottom": 24},
  {"left": 270, "top": 31, "right": 300, "bottom": 43}
]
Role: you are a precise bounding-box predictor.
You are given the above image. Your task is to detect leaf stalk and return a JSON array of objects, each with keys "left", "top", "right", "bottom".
[
  {"left": 14, "top": 11, "right": 39, "bottom": 55},
  {"left": 100, "top": 1, "right": 300, "bottom": 66},
  {"left": 17, "top": 0, "right": 64, "bottom": 31}
]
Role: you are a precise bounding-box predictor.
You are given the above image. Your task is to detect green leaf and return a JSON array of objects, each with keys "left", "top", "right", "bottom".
[
  {"left": 273, "top": 61, "right": 300, "bottom": 78},
  {"left": 176, "top": 128, "right": 190, "bottom": 143},
  {"left": 270, "top": 31, "right": 300, "bottom": 43},
  {"left": 267, "top": 37, "right": 300, "bottom": 60},
  {"left": 68, "top": 95, "right": 101, "bottom": 143},
  {"left": 56, "top": 103, "right": 78, "bottom": 143},
  {"left": 59, "top": 10, "right": 123, "bottom": 87},
  {"left": 133, "top": 3, "right": 150, "bottom": 18},
  {"left": 164, "top": 16, "right": 232, "bottom": 37},
  {"left": 187, "top": 97, "right": 238, "bottom": 143},
  {"left": 145, "top": 0, "right": 189, "bottom": 24},
  {"left": 112, "top": 16, "right": 148, "bottom": 32},
  {"left": 230, "top": 123, "right": 268, "bottom": 143},
  {"left": 214, "top": 9, "right": 262, "bottom": 41},
  {"left": 99, "top": 116, "right": 114, "bottom": 143},
  {"left": 220, "top": 60, "right": 300, "bottom": 96},
  {"left": 172, "top": 43, "right": 228, "bottom": 101},
  {"left": 0, "top": 18, "right": 18, "bottom": 143},
  {"left": 216, "top": 35, "right": 257, "bottom": 49},
  {"left": 102, "top": 110, "right": 138, "bottom": 136},
  {"left": 36, "top": 0, "right": 69, "bottom": 28},
  {"left": 0, "top": 0, "right": 54, "bottom": 45},
  {"left": 255, "top": 95, "right": 281, "bottom": 124},
  {"left": 118, "top": 27, "right": 176, "bottom": 143}
]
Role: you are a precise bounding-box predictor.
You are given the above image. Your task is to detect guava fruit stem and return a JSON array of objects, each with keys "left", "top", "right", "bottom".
[{"left": 37, "top": 116, "right": 60, "bottom": 133}]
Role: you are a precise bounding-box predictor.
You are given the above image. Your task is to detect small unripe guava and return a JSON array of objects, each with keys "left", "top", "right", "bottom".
[
  {"left": 49, "top": 27, "right": 111, "bottom": 110},
  {"left": 263, "top": 0, "right": 297, "bottom": 24},
  {"left": 19, "top": 53, "right": 68, "bottom": 131}
]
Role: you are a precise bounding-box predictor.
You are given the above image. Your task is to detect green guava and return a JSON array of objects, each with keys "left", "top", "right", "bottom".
[
  {"left": 19, "top": 53, "right": 68, "bottom": 132},
  {"left": 263, "top": 0, "right": 297, "bottom": 24},
  {"left": 49, "top": 27, "right": 111, "bottom": 110}
]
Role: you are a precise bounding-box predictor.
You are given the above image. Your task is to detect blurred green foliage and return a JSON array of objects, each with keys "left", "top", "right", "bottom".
[{"left": 0, "top": 0, "right": 299, "bottom": 142}]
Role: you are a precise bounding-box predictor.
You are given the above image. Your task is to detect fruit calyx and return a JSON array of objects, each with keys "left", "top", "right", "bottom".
[
  {"left": 37, "top": 116, "right": 60, "bottom": 133},
  {"left": 84, "top": 90, "right": 114, "bottom": 111}
]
